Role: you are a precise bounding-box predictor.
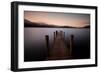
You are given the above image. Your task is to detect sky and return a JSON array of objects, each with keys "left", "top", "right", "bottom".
[{"left": 24, "top": 11, "right": 90, "bottom": 27}]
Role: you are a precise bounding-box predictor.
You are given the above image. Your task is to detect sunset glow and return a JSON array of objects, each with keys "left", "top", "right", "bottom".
[{"left": 24, "top": 11, "right": 90, "bottom": 27}]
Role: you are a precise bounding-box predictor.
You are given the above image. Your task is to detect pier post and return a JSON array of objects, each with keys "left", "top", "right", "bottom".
[
  {"left": 45, "top": 35, "right": 49, "bottom": 57},
  {"left": 54, "top": 32, "right": 56, "bottom": 41},
  {"left": 69, "top": 35, "right": 74, "bottom": 57},
  {"left": 63, "top": 32, "right": 65, "bottom": 41},
  {"left": 56, "top": 31, "right": 58, "bottom": 37}
]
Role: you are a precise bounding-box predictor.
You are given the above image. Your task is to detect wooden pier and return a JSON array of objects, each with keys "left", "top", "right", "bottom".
[{"left": 45, "top": 31, "right": 74, "bottom": 60}]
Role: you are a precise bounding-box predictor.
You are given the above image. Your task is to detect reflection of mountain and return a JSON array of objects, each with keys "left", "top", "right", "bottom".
[{"left": 24, "top": 19, "right": 90, "bottom": 28}]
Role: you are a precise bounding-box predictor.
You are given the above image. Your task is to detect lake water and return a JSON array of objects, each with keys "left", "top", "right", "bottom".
[{"left": 24, "top": 28, "right": 90, "bottom": 62}]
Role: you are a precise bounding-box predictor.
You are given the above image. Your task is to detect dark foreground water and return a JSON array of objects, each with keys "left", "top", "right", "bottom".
[{"left": 24, "top": 28, "right": 90, "bottom": 62}]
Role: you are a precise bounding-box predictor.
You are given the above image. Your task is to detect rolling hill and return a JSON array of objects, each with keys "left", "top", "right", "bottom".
[{"left": 24, "top": 19, "right": 90, "bottom": 28}]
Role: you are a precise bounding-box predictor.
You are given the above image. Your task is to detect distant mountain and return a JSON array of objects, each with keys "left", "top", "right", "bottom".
[
  {"left": 24, "top": 19, "right": 90, "bottom": 28},
  {"left": 83, "top": 25, "right": 90, "bottom": 28},
  {"left": 24, "top": 19, "right": 43, "bottom": 27},
  {"left": 24, "top": 19, "right": 56, "bottom": 27}
]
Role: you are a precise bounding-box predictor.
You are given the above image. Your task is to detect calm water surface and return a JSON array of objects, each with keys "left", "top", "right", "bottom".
[{"left": 24, "top": 28, "right": 90, "bottom": 62}]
